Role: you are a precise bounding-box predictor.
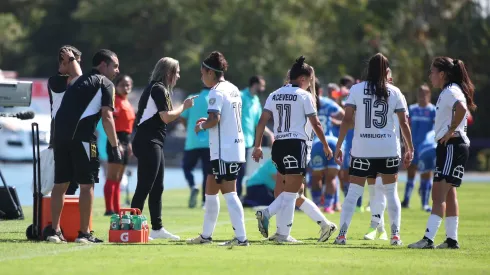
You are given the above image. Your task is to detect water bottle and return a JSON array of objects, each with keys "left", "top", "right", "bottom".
[
  {"left": 141, "top": 215, "right": 149, "bottom": 230},
  {"left": 121, "top": 213, "right": 131, "bottom": 230},
  {"left": 131, "top": 215, "right": 142, "bottom": 230},
  {"left": 110, "top": 214, "right": 120, "bottom": 230}
]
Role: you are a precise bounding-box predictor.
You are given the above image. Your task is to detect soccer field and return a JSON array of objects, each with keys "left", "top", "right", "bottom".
[{"left": 1, "top": 183, "right": 490, "bottom": 275}]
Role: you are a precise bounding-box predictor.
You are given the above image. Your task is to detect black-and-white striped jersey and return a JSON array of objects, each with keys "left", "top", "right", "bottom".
[
  {"left": 263, "top": 84, "right": 316, "bottom": 142},
  {"left": 133, "top": 81, "right": 172, "bottom": 146},
  {"left": 207, "top": 80, "right": 246, "bottom": 163},
  {"left": 54, "top": 69, "right": 115, "bottom": 143},
  {"left": 345, "top": 81, "right": 407, "bottom": 158},
  {"left": 434, "top": 83, "right": 469, "bottom": 145}
]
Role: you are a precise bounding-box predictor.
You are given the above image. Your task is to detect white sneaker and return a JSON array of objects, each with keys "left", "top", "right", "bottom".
[
  {"left": 150, "top": 228, "right": 180, "bottom": 241},
  {"left": 186, "top": 234, "right": 212, "bottom": 244},
  {"left": 275, "top": 234, "right": 302, "bottom": 244},
  {"left": 318, "top": 222, "right": 337, "bottom": 242},
  {"left": 390, "top": 235, "right": 403, "bottom": 246}
]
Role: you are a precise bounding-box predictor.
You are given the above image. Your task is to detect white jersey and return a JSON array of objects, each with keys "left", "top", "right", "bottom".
[
  {"left": 345, "top": 81, "right": 407, "bottom": 158},
  {"left": 434, "top": 83, "right": 469, "bottom": 145},
  {"left": 207, "top": 81, "right": 246, "bottom": 162},
  {"left": 264, "top": 84, "right": 316, "bottom": 143}
]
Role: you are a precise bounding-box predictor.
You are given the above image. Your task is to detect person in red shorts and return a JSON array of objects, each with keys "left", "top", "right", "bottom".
[{"left": 104, "top": 74, "right": 135, "bottom": 215}]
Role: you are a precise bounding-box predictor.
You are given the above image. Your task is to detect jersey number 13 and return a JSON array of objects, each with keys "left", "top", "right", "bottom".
[{"left": 363, "top": 98, "right": 388, "bottom": 129}]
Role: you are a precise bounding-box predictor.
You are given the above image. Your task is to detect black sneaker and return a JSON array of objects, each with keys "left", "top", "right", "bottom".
[
  {"left": 436, "top": 238, "right": 460, "bottom": 249},
  {"left": 408, "top": 236, "right": 434, "bottom": 249},
  {"left": 75, "top": 231, "right": 104, "bottom": 244},
  {"left": 104, "top": 211, "right": 116, "bottom": 216},
  {"left": 46, "top": 229, "right": 67, "bottom": 243},
  {"left": 401, "top": 200, "right": 410, "bottom": 208}
]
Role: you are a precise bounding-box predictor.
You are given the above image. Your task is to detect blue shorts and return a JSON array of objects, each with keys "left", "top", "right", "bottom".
[
  {"left": 310, "top": 136, "right": 340, "bottom": 171},
  {"left": 417, "top": 146, "right": 436, "bottom": 173}
]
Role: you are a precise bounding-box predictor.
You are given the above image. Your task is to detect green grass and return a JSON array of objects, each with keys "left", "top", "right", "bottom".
[{"left": 1, "top": 183, "right": 490, "bottom": 274}]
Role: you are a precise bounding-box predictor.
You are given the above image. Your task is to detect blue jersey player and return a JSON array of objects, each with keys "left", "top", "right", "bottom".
[
  {"left": 309, "top": 80, "right": 344, "bottom": 213},
  {"left": 402, "top": 84, "right": 436, "bottom": 210},
  {"left": 416, "top": 130, "right": 436, "bottom": 211}
]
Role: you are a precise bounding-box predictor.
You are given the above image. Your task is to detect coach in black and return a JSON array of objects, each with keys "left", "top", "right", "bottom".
[
  {"left": 48, "top": 45, "right": 82, "bottom": 195},
  {"left": 47, "top": 49, "right": 122, "bottom": 244}
]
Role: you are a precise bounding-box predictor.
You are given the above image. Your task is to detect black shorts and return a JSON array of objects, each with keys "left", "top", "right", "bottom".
[
  {"left": 54, "top": 140, "right": 100, "bottom": 184},
  {"left": 107, "top": 132, "right": 131, "bottom": 164},
  {"left": 349, "top": 156, "right": 400, "bottom": 178},
  {"left": 209, "top": 159, "right": 243, "bottom": 183},
  {"left": 434, "top": 137, "right": 469, "bottom": 187},
  {"left": 272, "top": 139, "right": 308, "bottom": 175}
]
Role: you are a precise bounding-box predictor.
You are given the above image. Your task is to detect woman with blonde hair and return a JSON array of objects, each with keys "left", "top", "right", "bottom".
[{"left": 131, "top": 57, "right": 197, "bottom": 240}]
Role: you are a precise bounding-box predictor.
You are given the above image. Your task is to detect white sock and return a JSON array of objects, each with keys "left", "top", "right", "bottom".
[
  {"left": 299, "top": 197, "right": 329, "bottom": 228},
  {"left": 202, "top": 194, "right": 220, "bottom": 238},
  {"left": 223, "top": 192, "right": 247, "bottom": 242},
  {"left": 338, "top": 184, "right": 364, "bottom": 237},
  {"left": 383, "top": 183, "right": 401, "bottom": 237},
  {"left": 375, "top": 180, "right": 387, "bottom": 233},
  {"left": 424, "top": 214, "right": 443, "bottom": 241},
  {"left": 445, "top": 216, "right": 459, "bottom": 241},
  {"left": 277, "top": 192, "right": 297, "bottom": 236},
  {"left": 267, "top": 192, "right": 284, "bottom": 218},
  {"left": 367, "top": 185, "right": 382, "bottom": 229}
]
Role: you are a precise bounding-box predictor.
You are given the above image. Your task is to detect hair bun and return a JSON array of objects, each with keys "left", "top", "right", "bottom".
[{"left": 295, "top": 56, "right": 306, "bottom": 65}]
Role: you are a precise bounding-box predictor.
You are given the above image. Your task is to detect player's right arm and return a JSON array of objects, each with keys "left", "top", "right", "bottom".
[
  {"left": 335, "top": 89, "right": 357, "bottom": 165},
  {"left": 396, "top": 92, "right": 414, "bottom": 167}
]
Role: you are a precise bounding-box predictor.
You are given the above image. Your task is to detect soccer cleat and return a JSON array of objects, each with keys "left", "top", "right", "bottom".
[
  {"left": 219, "top": 238, "right": 250, "bottom": 247},
  {"left": 46, "top": 229, "right": 67, "bottom": 244},
  {"left": 408, "top": 237, "right": 435, "bottom": 249},
  {"left": 334, "top": 203, "right": 342, "bottom": 212},
  {"left": 75, "top": 231, "right": 103, "bottom": 244},
  {"left": 423, "top": 205, "right": 432, "bottom": 212},
  {"left": 390, "top": 235, "right": 403, "bottom": 246},
  {"left": 355, "top": 206, "right": 365, "bottom": 213},
  {"left": 318, "top": 222, "right": 337, "bottom": 242},
  {"left": 323, "top": 206, "right": 335, "bottom": 214},
  {"left": 401, "top": 200, "right": 410, "bottom": 208},
  {"left": 186, "top": 234, "right": 212, "bottom": 244},
  {"left": 333, "top": 235, "right": 346, "bottom": 245},
  {"left": 436, "top": 238, "right": 460, "bottom": 249},
  {"left": 364, "top": 228, "right": 377, "bottom": 240},
  {"left": 188, "top": 188, "right": 199, "bottom": 208},
  {"left": 267, "top": 232, "right": 279, "bottom": 241},
  {"left": 275, "top": 234, "right": 302, "bottom": 244},
  {"left": 150, "top": 228, "right": 180, "bottom": 241},
  {"left": 255, "top": 210, "right": 269, "bottom": 238},
  {"left": 377, "top": 231, "right": 388, "bottom": 241}
]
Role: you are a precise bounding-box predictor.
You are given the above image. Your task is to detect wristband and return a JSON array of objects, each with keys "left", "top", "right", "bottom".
[{"left": 199, "top": 123, "right": 204, "bottom": 131}]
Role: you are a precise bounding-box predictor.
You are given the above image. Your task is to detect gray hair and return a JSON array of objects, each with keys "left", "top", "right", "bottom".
[{"left": 149, "top": 57, "right": 179, "bottom": 89}]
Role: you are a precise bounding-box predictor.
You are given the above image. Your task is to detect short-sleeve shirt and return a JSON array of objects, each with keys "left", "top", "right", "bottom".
[
  {"left": 434, "top": 83, "right": 469, "bottom": 145},
  {"left": 246, "top": 159, "right": 277, "bottom": 190},
  {"left": 114, "top": 94, "right": 135, "bottom": 134},
  {"left": 264, "top": 84, "right": 316, "bottom": 142},
  {"left": 240, "top": 88, "right": 263, "bottom": 148},
  {"left": 345, "top": 81, "right": 407, "bottom": 158},
  {"left": 207, "top": 81, "right": 246, "bottom": 162},
  {"left": 134, "top": 81, "right": 172, "bottom": 146},
  {"left": 54, "top": 69, "right": 115, "bottom": 143},
  {"left": 409, "top": 103, "right": 436, "bottom": 146},
  {"left": 181, "top": 89, "right": 210, "bottom": 150}
]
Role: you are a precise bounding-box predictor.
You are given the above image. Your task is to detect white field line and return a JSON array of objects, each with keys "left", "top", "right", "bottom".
[{"left": 0, "top": 217, "right": 256, "bottom": 262}]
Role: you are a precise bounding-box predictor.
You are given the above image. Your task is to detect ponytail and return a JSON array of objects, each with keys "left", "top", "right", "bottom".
[
  {"left": 452, "top": 59, "right": 476, "bottom": 111},
  {"left": 365, "top": 53, "right": 390, "bottom": 100}
]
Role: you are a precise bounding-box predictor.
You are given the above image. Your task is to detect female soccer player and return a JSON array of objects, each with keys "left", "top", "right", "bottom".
[
  {"left": 131, "top": 57, "right": 196, "bottom": 241},
  {"left": 187, "top": 51, "right": 249, "bottom": 246},
  {"left": 333, "top": 53, "right": 413, "bottom": 246},
  {"left": 252, "top": 56, "right": 335, "bottom": 243},
  {"left": 409, "top": 57, "right": 475, "bottom": 249},
  {"left": 104, "top": 74, "right": 135, "bottom": 215}
]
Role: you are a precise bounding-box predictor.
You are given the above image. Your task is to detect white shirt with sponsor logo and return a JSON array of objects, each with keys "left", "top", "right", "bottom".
[
  {"left": 345, "top": 81, "right": 407, "bottom": 158},
  {"left": 434, "top": 83, "right": 469, "bottom": 145},
  {"left": 264, "top": 84, "right": 317, "bottom": 162},
  {"left": 207, "top": 81, "right": 246, "bottom": 162}
]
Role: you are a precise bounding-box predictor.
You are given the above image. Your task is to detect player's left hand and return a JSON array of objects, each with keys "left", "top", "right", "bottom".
[
  {"left": 252, "top": 147, "right": 263, "bottom": 163},
  {"left": 323, "top": 144, "right": 333, "bottom": 160},
  {"left": 194, "top": 117, "right": 207, "bottom": 134},
  {"left": 334, "top": 148, "right": 343, "bottom": 166},
  {"left": 439, "top": 130, "right": 455, "bottom": 146},
  {"left": 403, "top": 150, "right": 414, "bottom": 168}
]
